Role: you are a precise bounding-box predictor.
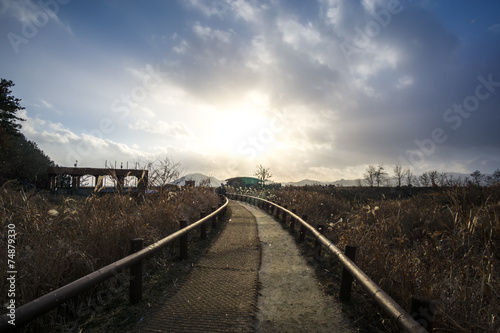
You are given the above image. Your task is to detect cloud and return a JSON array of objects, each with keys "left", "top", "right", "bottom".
[
  {"left": 130, "top": 120, "right": 195, "bottom": 139},
  {"left": 277, "top": 19, "right": 321, "bottom": 50},
  {"left": 489, "top": 24, "right": 500, "bottom": 34},
  {"left": 5, "top": 0, "right": 500, "bottom": 180},
  {"left": 185, "top": 0, "right": 232, "bottom": 18},
  {"left": 396, "top": 75, "right": 414, "bottom": 89},
  {"left": 20, "top": 110, "right": 77, "bottom": 145},
  {"left": 154, "top": 0, "right": 496, "bottom": 178},
  {"left": 193, "top": 22, "right": 232, "bottom": 43},
  {"left": 1, "top": 0, "right": 72, "bottom": 34}
]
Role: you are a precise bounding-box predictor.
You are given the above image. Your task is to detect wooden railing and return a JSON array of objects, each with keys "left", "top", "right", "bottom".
[
  {"left": 228, "top": 193, "right": 432, "bottom": 333},
  {"left": 0, "top": 197, "right": 229, "bottom": 332}
]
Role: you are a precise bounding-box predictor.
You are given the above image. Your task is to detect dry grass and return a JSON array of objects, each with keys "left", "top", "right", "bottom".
[
  {"left": 236, "top": 185, "right": 500, "bottom": 333},
  {"left": 0, "top": 183, "right": 219, "bottom": 331}
]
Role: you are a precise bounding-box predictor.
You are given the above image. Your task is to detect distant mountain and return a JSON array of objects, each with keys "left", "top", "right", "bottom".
[
  {"left": 173, "top": 170, "right": 489, "bottom": 188},
  {"left": 329, "top": 178, "right": 360, "bottom": 187},
  {"left": 283, "top": 179, "right": 324, "bottom": 186},
  {"left": 283, "top": 178, "right": 360, "bottom": 187},
  {"left": 173, "top": 173, "right": 224, "bottom": 187}
]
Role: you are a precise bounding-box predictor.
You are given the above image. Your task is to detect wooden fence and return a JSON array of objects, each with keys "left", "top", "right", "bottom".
[
  {"left": 0, "top": 197, "right": 228, "bottom": 332},
  {"left": 228, "top": 193, "right": 433, "bottom": 333}
]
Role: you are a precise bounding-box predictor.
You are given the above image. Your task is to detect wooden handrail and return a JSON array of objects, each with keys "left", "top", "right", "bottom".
[
  {"left": 0, "top": 197, "right": 228, "bottom": 332},
  {"left": 228, "top": 193, "right": 428, "bottom": 333}
]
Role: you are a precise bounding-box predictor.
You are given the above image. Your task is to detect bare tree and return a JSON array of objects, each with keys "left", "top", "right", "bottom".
[
  {"left": 364, "top": 165, "right": 376, "bottom": 187},
  {"left": 470, "top": 170, "right": 484, "bottom": 187},
  {"left": 439, "top": 172, "right": 449, "bottom": 186},
  {"left": 486, "top": 169, "right": 500, "bottom": 185},
  {"left": 404, "top": 168, "right": 414, "bottom": 186},
  {"left": 428, "top": 170, "right": 439, "bottom": 186},
  {"left": 394, "top": 164, "right": 405, "bottom": 187},
  {"left": 419, "top": 172, "right": 430, "bottom": 187},
  {"left": 375, "top": 164, "right": 387, "bottom": 187},
  {"left": 137, "top": 156, "right": 183, "bottom": 188},
  {"left": 254, "top": 164, "right": 272, "bottom": 187}
]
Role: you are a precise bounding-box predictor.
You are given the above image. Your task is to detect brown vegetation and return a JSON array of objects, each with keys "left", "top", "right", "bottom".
[
  {"left": 0, "top": 184, "right": 220, "bottom": 331},
  {"left": 235, "top": 185, "right": 500, "bottom": 332}
]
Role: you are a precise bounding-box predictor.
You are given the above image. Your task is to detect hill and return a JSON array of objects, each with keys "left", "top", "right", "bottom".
[
  {"left": 173, "top": 173, "right": 224, "bottom": 187},
  {"left": 283, "top": 178, "right": 359, "bottom": 187}
]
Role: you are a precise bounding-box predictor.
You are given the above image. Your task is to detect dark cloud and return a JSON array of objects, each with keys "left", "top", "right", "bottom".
[{"left": 1, "top": 0, "right": 499, "bottom": 180}]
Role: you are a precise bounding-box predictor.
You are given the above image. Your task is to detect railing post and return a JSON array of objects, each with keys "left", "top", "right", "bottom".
[
  {"left": 410, "top": 295, "right": 435, "bottom": 331},
  {"left": 314, "top": 225, "right": 325, "bottom": 260},
  {"left": 200, "top": 211, "right": 207, "bottom": 240},
  {"left": 282, "top": 205, "right": 288, "bottom": 224},
  {"left": 211, "top": 206, "right": 217, "bottom": 228},
  {"left": 130, "top": 238, "right": 143, "bottom": 305},
  {"left": 339, "top": 244, "right": 357, "bottom": 301},
  {"left": 180, "top": 220, "right": 188, "bottom": 260},
  {"left": 290, "top": 209, "right": 297, "bottom": 233},
  {"left": 299, "top": 215, "right": 307, "bottom": 243}
]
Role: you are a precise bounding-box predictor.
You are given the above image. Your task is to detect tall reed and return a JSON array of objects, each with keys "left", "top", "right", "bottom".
[
  {"left": 0, "top": 184, "right": 219, "bottom": 327},
  {"left": 239, "top": 185, "right": 500, "bottom": 332}
]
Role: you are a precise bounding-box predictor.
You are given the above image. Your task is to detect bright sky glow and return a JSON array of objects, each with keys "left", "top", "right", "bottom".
[{"left": 1, "top": 0, "right": 499, "bottom": 182}]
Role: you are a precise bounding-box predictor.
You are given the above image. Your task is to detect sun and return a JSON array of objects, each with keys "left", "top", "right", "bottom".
[
  {"left": 207, "top": 91, "right": 272, "bottom": 153},
  {"left": 208, "top": 110, "right": 267, "bottom": 152}
]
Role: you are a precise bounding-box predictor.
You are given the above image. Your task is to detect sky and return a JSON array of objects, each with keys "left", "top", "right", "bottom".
[{"left": 1, "top": 0, "right": 499, "bottom": 183}]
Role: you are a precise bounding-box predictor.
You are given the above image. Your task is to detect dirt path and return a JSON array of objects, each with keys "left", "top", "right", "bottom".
[{"left": 241, "top": 203, "right": 358, "bottom": 333}]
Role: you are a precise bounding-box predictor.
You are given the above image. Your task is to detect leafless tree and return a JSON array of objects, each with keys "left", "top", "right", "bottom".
[
  {"left": 428, "top": 170, "right": 439, "bottom": 186},
  {"left": 439, "top": 172, "right": 449, "bottom": 186},
  {"left": 364, "top": 165, "right": 376, "bottom": 187},
  {"left": 470, "top": 170, "right": 484, "bottom": 187},
  {"left": 394, "top": 164, "right": 405, "bottom": 187},
  {"left": 404, "top": 168, "right": 414, "bottom": 186},
  {"left": 419, "top": 172, "right": 430, "bottom": 187},
  {"left": 254, "top": 164, "right": 272, "bottom": 187},
  {"left": 375, "top": 164, "right": 387, "bottom": 187},
  {"left": 486, "top": 169, "right": 500, "bottom": 185},
  {"left": 136, "top": 156, "right": 183, "bottom": 188}
]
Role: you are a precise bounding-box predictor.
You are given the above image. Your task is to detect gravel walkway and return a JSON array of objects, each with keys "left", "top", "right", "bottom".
[
  {"left": 133, "top": 201, "right": 356, "bottom": 332},
  {"left": 242, "top": 203, "right": 358, "bottom": 333}
]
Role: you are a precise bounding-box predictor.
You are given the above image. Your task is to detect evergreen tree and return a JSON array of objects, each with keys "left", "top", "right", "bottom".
[
  {"left": 0, "top": 79, "right": 25, "bottom": 136},
  {"left": 0, "top": 78, "right": 54, "bottom": 185}
]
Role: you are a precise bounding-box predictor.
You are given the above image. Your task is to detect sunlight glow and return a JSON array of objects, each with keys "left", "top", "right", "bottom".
[{"left": 207, "top": 91, "right": 272, "bottom": 153}]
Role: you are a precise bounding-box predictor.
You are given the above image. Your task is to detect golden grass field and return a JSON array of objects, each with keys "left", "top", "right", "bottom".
[
  {"left": 1, "top": 183, "right": 499, "bottom": 332},
  {"left": 0, "top": 184, "right": 220, "bottom": 331},
  {"left": 235, "top": 185, "right": 500, "bottom": 333}
]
